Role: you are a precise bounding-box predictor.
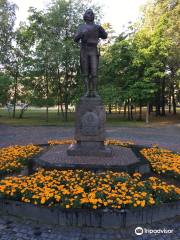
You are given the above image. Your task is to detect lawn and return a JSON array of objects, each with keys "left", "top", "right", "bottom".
[{"left": 0, "top": 107, "right": 179, "bottom": 127}]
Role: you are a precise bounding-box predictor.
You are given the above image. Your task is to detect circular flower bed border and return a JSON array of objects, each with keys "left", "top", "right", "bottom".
[
  {"left": 0, "top": 169, "right": 179, "bottom": 227},
  {"left": 0, "top": 139, "right": 179, "bottom": 228},
  {"left": 0, "top": 198, "right": 179, "bottom": 228}
]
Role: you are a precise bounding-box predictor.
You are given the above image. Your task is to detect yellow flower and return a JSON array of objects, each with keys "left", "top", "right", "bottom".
[
  {"left": 0, "top": 168, "right": 179, "bottom": 209},
  {"left": 140, "top": 200, "right": 145, "bottom": 207},
  {"left": 41, "top": 197, "right": 46, "bottom": 204}
]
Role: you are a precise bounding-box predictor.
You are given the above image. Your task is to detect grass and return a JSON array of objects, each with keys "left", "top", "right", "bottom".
[{"left": 0, "top": 107, "right": 179, "bottom": 127}]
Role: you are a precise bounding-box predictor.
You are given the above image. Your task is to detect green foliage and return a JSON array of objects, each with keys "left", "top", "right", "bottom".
[
  {"left": 30, "top": 97, "right": 55, "bottom": 108},
  {"left": 129, "top": 81, "right": 156, "bottom": 104},
  {"left": 0, "top": 0, "right": 17, "bottom": 64},
  {"left": 0, "top": 73, "right": 13, "bottom": 105},
  {"left": 100, "top": 33, "right": 157, "bottom": 107},
  {"left": 99, "top": 84, "right": 121, "bottom": 106},
  {"left": 16, "top": 0, "right": 102, "bottom": 119},
  {"left": 0, "top": 0, "right": 179, "bottom": 121},
  {"left": 135, "top": 0, "right": 180, "bottom": 114}
]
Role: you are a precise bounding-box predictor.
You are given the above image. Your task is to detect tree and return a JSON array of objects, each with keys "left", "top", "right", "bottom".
[
  {"left": 99, "top": 84, "right": 121, "bottom": 114},
  {"left": 129, "top": 81, "right": 156, "bottom": 122},
  {"left": 0, "top": 72, "right": 12, "bottom": 106},
  {"left": 21, "top": 0, "right": 101, "bottom": 121},
  {"left": 136, "top": 0, "right": 180, "bottom": 115},
  {"left": 0, "top": 0, "right": 17, "bottom": 64}
]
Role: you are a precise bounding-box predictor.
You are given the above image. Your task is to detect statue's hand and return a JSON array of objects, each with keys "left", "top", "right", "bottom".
[
  {"left": 82, "top": 29, "right": 88, "bottom": 34},
  {"left": 82, "top": 30, "right": 88, "bottom": 42}
]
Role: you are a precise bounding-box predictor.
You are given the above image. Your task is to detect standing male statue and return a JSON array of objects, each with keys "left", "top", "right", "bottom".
[
  {"left": 67, "top": 9, "right": 111, "bottom": 157},
  {"left": 74, "top": 9, "right": 108, "bottom": 97}
]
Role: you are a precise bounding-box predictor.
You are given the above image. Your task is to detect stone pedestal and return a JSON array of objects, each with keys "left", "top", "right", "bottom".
[{"left": 67, "top": 96, "right": 112, "bottom": 157}]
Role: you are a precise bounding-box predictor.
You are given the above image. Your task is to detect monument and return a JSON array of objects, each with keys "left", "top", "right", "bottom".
[
  {"left": 36, "top": 9, "right": 150, "bottom": 175},
  {"left": 67, "top": 9, "right": 112, "bottom": 157}
]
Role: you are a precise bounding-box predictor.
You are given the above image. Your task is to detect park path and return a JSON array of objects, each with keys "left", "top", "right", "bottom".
[
  {"left": 0, "top": 214, "right": 179, "bottom": 240},
  {"left": 0, "top": 124, "right": 180, "bottom": 151}
]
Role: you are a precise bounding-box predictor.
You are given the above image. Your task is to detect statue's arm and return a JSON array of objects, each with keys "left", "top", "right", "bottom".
[
  {"left": 98, "top": 26, "right": 108, "bottom": 39},
  {"left": 74, "top": 25, "right": 83, "bottom": 43}
]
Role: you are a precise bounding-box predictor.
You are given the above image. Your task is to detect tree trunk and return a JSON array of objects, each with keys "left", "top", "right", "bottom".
[
  {"left": 161, "top": 78, "right": 166, "bottom": 116},
  {"left": 57, "top": 69, "right": 64, "bottom": 119},
  {"left": 108, "top": 104, "right": 112, "bottom": 114},
  {"left": 19, "top": 105, "right": 28, "bottom": 119},
  {"left": 57, "top": 95, "right": 60, "bottom": 115},
  {"left": 118, "top": 105, "right": 121, "bottom": 114},
  {"left": 6, "top": 104, "right": 12, "bottom": 118},
  {"left": 168, "top": 94, "right": 171, "bottom": 114},
  {"left": 46, "top": 77, "right": 49, "bottom": 122},
  {"left": 149, "top": 104, "right": 153, "bottom": 114},
  {"left": 60, "top": 103, "right": 64, "bottom": 118},
  {"left": 156, "top": 103, "right": 161, "bottom": 116},
  {"left": 146, "top": 103, "right": 149, "bottom": 124},
  {"left": 19, "top": 109, "right": 24, "bottom": 119},
  {"left": 116, "top": 104, "right": 118, "bottom": 113},
  {"left": 134, "top": 106, "right": 137, "bottom": 120},
  {"left": 139, "top": 103, "right": 142, "bottom": 120},
  {"left": 170, "top": 68, "right": 176, "bottom": 115},
  {"left": 127, "top": 99, "right": 130, "bottom": 120},
  {"left": 155, "top": 83, "right": 161, "bottom": 116},
  {"left": 124, "top": 103, "right": 127, "bottom": 117},
  {"left": 130, "top": 105, "right": 134, "bottom": 120},
  {"left": 45, "top": 51, "right": 49, "bottom": 122},
  {"left": 63, "top": 71, "right": 69, "bottom": 122},
  {"left": 57, "top": 104, "right": 60, "bottom": 115},
  {"left": 12, "top": 74, "right": 18, "bottom": 118},
  {"left": 65, "top": 102, "right": 68, "bottom": 121},
  {"left": 64, "top": 25, "right": 69, "bottom": 122},
  {"left": 46, "top": 106, "right": 49, "bottom": 122},
  {"left": 172, "top": 90, "right": 176, "bottom": 115}
]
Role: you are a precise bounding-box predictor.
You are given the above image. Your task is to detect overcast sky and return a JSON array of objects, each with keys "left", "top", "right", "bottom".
[{"left": 13, "top": 0, "right": 148, "bottom": 33}]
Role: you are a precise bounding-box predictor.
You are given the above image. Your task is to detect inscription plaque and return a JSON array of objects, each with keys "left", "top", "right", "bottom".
[{"left": 81, "top": 112, "right": 99, "bottom": 136}]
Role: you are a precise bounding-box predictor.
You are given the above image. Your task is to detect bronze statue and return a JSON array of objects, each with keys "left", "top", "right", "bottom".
[{"left": 74, "top": 9, "right": 107, "bottom": 97}]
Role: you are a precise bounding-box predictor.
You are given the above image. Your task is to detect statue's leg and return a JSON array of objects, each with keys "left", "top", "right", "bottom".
[
  {"left": 83, "top": 75, "right": 89, "bottom": 97},
  {"left": 90, "top": 53, "right": 99, "bottom": 97},
  {"left": 80, "top": 49, "right": 89, "bottom": 96}
]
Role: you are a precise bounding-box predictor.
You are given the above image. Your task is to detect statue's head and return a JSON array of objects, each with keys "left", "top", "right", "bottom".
[{"left": 83, "top": 9, "right": 94, "bottom": 23}]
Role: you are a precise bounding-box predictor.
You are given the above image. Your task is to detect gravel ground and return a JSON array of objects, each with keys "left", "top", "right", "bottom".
[
  {"left": 0, "top": 124, "right": 179, "bottom": 239},
  {"left": 0, "top": 124, "right": 180, "bottom": 151}
]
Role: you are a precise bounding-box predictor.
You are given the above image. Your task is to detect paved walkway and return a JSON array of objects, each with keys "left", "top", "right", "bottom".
[
  {"left": 0, "top": 214, "right": 179, "bottom": 240},
  {"left": 0, "top": 125, "right": 180, "bottom": 151},
  {"left": 0, "top": 124, "right": 180, "bottom": 239}
]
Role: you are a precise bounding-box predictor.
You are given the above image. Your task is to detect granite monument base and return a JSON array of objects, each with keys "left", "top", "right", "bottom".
[
  {"left": 67, "top": 141, "right": 112, "bottom": 157},
  {"left": 35, "top": 144, "right": 151, "bottom": 174},
  {"left": 67, "top": 96, "right": 112, "bottom": 157}
]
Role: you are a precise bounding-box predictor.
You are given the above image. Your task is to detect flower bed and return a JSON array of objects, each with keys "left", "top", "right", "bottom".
[
  {"left": 0, "top": 145, "right": 42, "bottom": 175},
  {"left": 140, "top": 147, "right": 180, "bottom": 179},
  {"left": 48, "top": 139, "right": 76, "bottom": 145},
  {"left": 105, "top": 139, "right": 134, "bottom": 147},
  {"left": 0, "top": 169, "right": 179, "bottom": 209},
  {"left": 0, "top": 139, "right": 179, "bottom": 212},
  {"left": 48, "top": 138, "right": 134, "bottom": 147}
]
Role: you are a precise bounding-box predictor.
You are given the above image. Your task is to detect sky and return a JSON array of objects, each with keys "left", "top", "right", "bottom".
[{"left": 13, "top": 0, "right": 148, "bottom": 33}]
